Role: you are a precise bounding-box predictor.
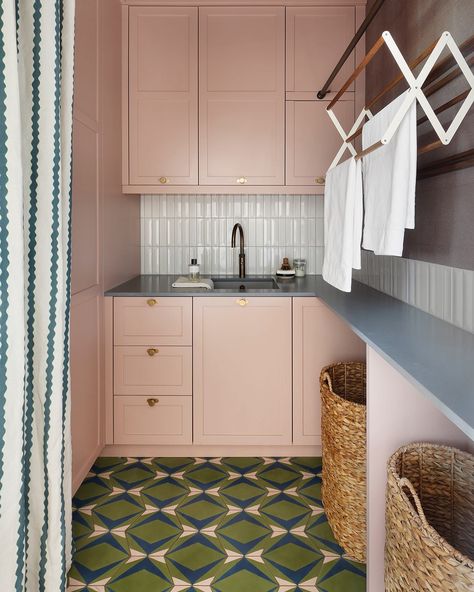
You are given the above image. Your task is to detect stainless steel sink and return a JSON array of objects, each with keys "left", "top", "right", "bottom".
[{"left": 211, "top": 277, "right": 280, "bottom": 291}]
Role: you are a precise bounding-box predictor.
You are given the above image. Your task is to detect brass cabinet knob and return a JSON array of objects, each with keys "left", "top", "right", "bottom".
[
  {"left": 147, "top": 398, "right": 159, "bottom": 407},
  {"left": 147, "top": 348, "right": 159, "bottom": 357},
  {"left": 315, "top": 176, "right": 326, "bottom": 185},
  {"left": 159, "top": 176, "right": 169, "bottom": 184},
  {"left": 236, "top": 177, "right": 248, "bottom": 185},
  {"left": 147, "top": 298, "right": 157, "bottom": 307},
  {"left": 237, "top": 298, "right": 248, "bottom": 307}
]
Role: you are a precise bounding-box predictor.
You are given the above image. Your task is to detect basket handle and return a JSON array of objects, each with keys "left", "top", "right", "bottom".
[
  {"left": 398, "top": 477, "right": 430, "bottom": 529},
  {"left": 321, "top": 371, "right": 333, "bottom": 391}
]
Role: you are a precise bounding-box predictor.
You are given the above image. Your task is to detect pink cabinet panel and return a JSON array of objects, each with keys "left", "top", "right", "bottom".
[
  {"left": 286, "top": 100, "right": 355, "bottom": 186},
  {"left": 286, "top": 6, "right": 356, "bottom": 95},
  {"left": 114, "top": 297, "right": 192, "bottom": 346},
  {"left": 292, "top": 297, "right": 365, "bottom": 445},
  {"left": 114, "top": 346, "right": 192, "bottom": 397},
  {"left": 114, "top": 396, "right": 192, "bottom": 445},
  {"left": 193, "top": 297, "right": 292, "bottom": 445},
  {"left": 128, "top": 6, "right": 198, "bottom": 185},
  {"left": 199, "top": 7, "right": 285, "bottom": 185}
]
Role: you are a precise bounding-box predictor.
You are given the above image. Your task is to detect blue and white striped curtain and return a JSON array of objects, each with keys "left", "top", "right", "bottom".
[{"left": 0, "top": 1, "right": 75, "bottom": 590}]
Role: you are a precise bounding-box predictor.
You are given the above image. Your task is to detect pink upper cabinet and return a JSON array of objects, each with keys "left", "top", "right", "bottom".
[
  {"left": 286, "top": 99, "right": 355, "bottom": 185},
  {"left": 199, "top": 7, "right": 285, "bottom": 186},
  {"left": 286, "top": 6, "right": 356, "bottom": 98},
  {"left": 127, "top": 6, "right": 198, "bottom": 185}
]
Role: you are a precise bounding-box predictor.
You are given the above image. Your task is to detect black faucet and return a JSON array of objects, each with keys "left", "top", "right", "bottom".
[{"left": 231, "top": 223, "right": 246, "bottom": 278}]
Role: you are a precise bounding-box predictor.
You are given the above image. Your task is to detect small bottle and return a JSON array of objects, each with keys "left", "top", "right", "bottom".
[{"left": 188, "top": 258, "right": 200, "bottom": 281}]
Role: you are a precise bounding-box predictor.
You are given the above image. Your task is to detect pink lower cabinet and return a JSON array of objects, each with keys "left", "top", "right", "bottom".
[
  {"left": 114, "top": 396, "right": 192, "bottom": 445},
  {"left": 193, "top": 297, "right": 292, "bottom": 445},
  {"left": 292, "top": 297, "right": 365, "bottom": 445},
  {"left": 114, "top": 346, "right": 192, "bottom": 397},
  {"left": 114, "top": 296, "right": 192, "bottom": 346}
]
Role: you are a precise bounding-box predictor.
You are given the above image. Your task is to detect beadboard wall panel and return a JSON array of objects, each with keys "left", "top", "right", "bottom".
[{"left": 354, "top": 252, "right": 474, "bottom": 334}]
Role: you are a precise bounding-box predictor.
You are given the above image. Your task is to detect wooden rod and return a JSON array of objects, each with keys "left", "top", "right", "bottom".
[
  {"left": 366, "top": 38, "right": 439, "bottom": 111},
  {"left": 355, "top": 140, "right": 383, "bottom": 160},
  {"left": 418, "top": 139, "right": 443, "bottom": 155},
  {"left": 327, "top": 36, "right": 386, "bottom": 111},
  {"left": 424, "top": 55, "right": 474, "bottom": 98},
  {"left": 346, "top": 127, "right": 363, "bottom": 144},
  {"left": 317, "top": 0, "right": 388, "bottom": 99},
  {"left": 419, "top": 148, "right": 474, "bottom": 171},
  {"left": 417, "top": 90, "right": 470, "bottom": 125},
  {"left": 418, "top": 148, "right": 474, "bottom": 179}
]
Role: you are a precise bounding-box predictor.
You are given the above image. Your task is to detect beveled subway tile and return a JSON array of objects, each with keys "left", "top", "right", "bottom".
[{"left": 140, "top": 194, "right": 323, "bottom": 277}]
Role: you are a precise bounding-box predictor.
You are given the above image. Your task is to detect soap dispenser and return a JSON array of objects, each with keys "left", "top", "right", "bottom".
[{"left": 188, "top": 258, "right": 200, "bottom": 281}]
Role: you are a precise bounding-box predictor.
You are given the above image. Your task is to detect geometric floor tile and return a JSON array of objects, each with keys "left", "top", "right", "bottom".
[
  {"left": 263, "top": 533, "right": 324, "bottom": 582},
  {"left": 217, "top": 512, "right": 272, "bottom": 554},
  {"left": 259, "top": 493, "right": 311, "bottom": 530},
  {"left": 166, "top": 532, "right": 226, "bottom": 582},
  {"left": 69, "top": 457, "right": 366, "bottom": 591},
  {"left": 219, "top": 477, "right": 267, "bottom": 509},
  {"left": 176, "top": 492, "right": 228, "bottom": 530},
  {"left": 183, "top": 462, "right": 229, "bottom": 489},
  {"left": 141, "top": 476, "right": 190, "bottom": 509}
]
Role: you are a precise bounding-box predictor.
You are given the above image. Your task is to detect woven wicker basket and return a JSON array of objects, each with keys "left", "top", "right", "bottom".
[
  {"left": 386, "top": 443, "right": 474, "bottom": 592},
  {"left": 320, "top": 362, "right": 367, "bottom": 562}
]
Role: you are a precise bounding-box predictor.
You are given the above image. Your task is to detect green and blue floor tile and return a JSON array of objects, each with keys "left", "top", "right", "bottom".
[{"left": 69, "top": 457, "right": 366, "bottom": 591}]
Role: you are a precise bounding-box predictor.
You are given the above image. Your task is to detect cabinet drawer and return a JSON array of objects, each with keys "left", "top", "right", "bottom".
[
  {"left": 114, "top": 297, "right": 192, "bottom": 346},
  {"left": 114, "top": 396, "right": 192, "bottom": 445},
  {"left": 114, "top": 346, "right": 192, "bottom": 396}
]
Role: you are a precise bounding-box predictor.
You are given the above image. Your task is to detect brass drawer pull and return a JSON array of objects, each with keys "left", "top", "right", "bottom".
[
  {"left": 147, "top": 348, "right": 159, "bottom": 357},
  {"left": 237, "top": 298, "right": 248, "bottom": 307},
  {"left": 315, "top": 176, "right": 326, "bottom": 185},
  {"left": 147, "top": 298, "right": 157, "bottom": 307},
  {"left": 159, "top": 176, "right": 169, "bottom": 184},
  {"left": 147, "top": 398, "right": 159, "bottom": 407},
  {"left": 236, "top": 176, "right": 248, "bottom": 185}
]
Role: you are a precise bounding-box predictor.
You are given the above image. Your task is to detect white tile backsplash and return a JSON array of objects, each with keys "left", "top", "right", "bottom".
[
  {"left": 140, "top": 194, "right": 324, "bottom": 276},
  {"left": 354, "top": 251, "right": 474, "bottom": 334}
]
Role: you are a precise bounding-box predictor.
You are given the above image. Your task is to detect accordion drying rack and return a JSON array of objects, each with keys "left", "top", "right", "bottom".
[{"left": 323, "top": 30, "right": 474, "bottom": 177}]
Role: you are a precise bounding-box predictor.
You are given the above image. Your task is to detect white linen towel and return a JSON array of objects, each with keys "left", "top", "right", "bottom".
[
  {"left": 172, "top": 277, "right": 214, "bottom": 290},
  {"left": 362, "top": 90, "right": 417, "bottom": 256},
  {"left": 322, "top": 157, "right": 363, "bottom": 292}
]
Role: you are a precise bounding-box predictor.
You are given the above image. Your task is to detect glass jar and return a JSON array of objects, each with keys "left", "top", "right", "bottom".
[{"left": 293, "top": 258, "right": 306, "bottom": 277}]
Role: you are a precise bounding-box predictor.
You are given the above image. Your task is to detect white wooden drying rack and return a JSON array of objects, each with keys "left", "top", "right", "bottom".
[{"left": 327, "top": 31, "right": 474, "bottom": 170}]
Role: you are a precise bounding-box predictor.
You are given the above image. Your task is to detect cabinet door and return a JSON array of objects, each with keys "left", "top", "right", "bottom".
[
  {"left": 128, "top": 7, "right": 198, "bottom": 185},
  {"left": 199, "top": 7, "right": 285, "bottom": 186},
  {"left": 193, "top": 297, "right": 292, "bottom": 445},
  {"left": 286, "top": 100, "right": 355, "bottom": 186},
  {"left": 286, "top": 6, "right": 356, "bottom": 96},
  {"left": 293, "top": 298, "right": 365, "bottom": 445}
]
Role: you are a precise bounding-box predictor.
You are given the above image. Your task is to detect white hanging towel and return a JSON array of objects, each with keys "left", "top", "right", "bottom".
[
  {"left": 362, "top": 90, "right": 417, "bottom": 256},
  {"left": 322, "top": 158, "right": 363, "bottom": 292}
]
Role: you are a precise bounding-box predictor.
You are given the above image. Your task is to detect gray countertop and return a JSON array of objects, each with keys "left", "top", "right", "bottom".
[
  {"left": 105, "top": 274, "right": 321, "bottom": 297},
  {"left": 106, "top": 274, "right": 474, "bottom": 440}
]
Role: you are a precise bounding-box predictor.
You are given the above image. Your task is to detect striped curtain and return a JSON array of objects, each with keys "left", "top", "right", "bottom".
[{"left": 0, "top": 1, "right": 75, "bottom": 591}]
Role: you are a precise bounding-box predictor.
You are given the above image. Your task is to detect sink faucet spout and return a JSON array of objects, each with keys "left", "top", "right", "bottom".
[{"left": 231, "top": 223, "right": 246, "bottom": 278}]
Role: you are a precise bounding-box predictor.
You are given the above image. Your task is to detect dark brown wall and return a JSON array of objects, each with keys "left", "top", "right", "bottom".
[{"left": 365, "top": 0, "right": 474, "bottom": 269}]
